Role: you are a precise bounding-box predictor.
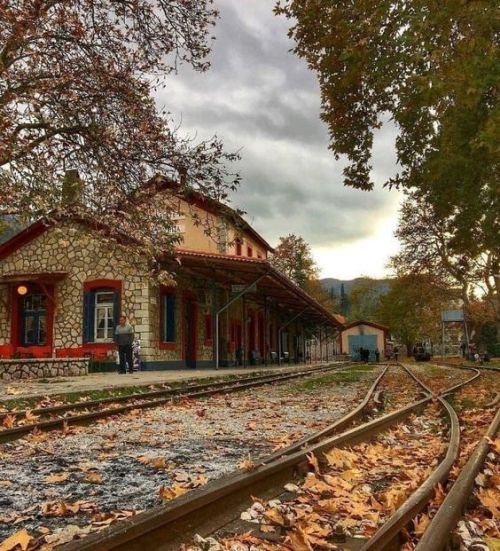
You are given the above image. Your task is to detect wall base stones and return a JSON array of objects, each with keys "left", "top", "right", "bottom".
[{"left": 0, "top": 358, "right": 89, "bottom": 381}]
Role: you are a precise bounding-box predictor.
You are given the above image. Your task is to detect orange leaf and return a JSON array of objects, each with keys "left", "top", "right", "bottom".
[
  {"left": 239, "top": 454, "right": 256, "bottom": 472},
  {"left": 159, "top": 484, "right": 188, "bottom": 501},
  {"left": 0, "top": 529, "right": 32, "bottom": 551},
  {"left": 2, "top": 414, "right": 15, "bottom": 429},
  {"left": 306, "top": 452, "right": 320, "bottom": 475},
  {"left": 45, "top": 472, "right": 70, "bottom": 484},
  {"left": 413, "top": 513, "right": 431, "bottom": 536},
  {"left": 285, "top": 527, "right": 314, "bottom": 551},
  {"left": 478, "top": 488, "right": 500, "bottom": 518}
]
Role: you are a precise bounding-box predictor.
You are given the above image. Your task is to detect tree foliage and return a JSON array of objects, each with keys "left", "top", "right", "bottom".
[
  {"left": 1, "top": 0, "right": 239, "bottom": 260},
  {"left": 275, "top": 1, "right": 498, "bottom": 191},
  {"left": 376, "top": 274, "right": 453, "bottom": 355},
  {"left": 392, "top": 192, "right": 500, "bottom": 339},
  {"left": 271, "top": 234, "right": 338, "bottom": 314},
  {"left": 271, "top": 234, "right": 318, "bottom": 288},
  {"left": 276, "top": 1, "right": 498, "bottom": 303}
]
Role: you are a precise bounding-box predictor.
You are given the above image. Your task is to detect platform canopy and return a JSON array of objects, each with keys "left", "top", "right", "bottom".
[{"left": 170, "top": 249, "right": 343, "bottom": 328}]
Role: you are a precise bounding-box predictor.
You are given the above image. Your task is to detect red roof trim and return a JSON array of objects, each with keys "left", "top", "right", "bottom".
[
  {"left": 0, "top": 219, "right": 51, "bottom": 261},
  {"left": 176, "top": 248, "right": 268, "bottom": 264},
  {"left": 343, "top": 319, "right": 389, "bottom": 332}
]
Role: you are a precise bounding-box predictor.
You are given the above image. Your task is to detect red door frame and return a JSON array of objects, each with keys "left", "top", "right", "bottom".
[
  {"left": 248, "top": 309, "right": 256, "bottom": 351},
  {"left": 11, "top": 283, "right": 55, "bottom": 358},
  {"left": 183, "top": 292, "right": 197, "bottom": 367},
  {"left": 258, "top": 312, "right": 264, "bottom": 356}
]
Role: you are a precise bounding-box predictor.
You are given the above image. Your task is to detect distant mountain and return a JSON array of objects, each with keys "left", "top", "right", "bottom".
[
  {"left": 320, "top": 277, "right": 392, "bottom": 319},
  {"left": 320, "top": 277, "right": 391, "bottom": 296}
]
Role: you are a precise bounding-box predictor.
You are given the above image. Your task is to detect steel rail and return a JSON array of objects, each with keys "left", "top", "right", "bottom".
[
  {"left": 61, "top": 367, "right": 433, "bottom": 551},
  {"left": 358, "top": 363, "right": 480, "bottom": 551},
  {"left": 415, "top": 407, "right": 500, "bottom": 551},
  {"left": 0, "top": 363, "right": 346, "bottom": 421},
  {"left": 0, "top": 364, "right": 350, "bottom": 443},
  {"left": 436, "top": 360, "right": 499, "bottom": 373},
  {"left": 359, "top": 395, "right": 460, "bottom": 551},
  {"left": 259, "top": 365, "right": 389, "bottom": 465}
]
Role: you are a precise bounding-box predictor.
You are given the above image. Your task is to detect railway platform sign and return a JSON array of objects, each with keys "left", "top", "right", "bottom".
[{"left": 441, "top": 310, "right": 464, "bottom": 322}]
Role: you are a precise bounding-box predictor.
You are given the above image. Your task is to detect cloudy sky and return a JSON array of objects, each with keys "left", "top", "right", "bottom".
[{"left": 159, "top": 0, "right": 403, "bottom": 280}]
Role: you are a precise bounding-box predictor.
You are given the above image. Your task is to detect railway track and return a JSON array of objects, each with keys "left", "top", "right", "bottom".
[
  {"left": 57, "top": 362, "right": 483, "bottom": 551},
  {"left": 0, "top": 363, "right": 352, "bottom": 443}
]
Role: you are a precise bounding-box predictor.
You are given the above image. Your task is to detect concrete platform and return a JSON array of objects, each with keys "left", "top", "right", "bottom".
[{"left": 0, "top": 362, "right": 336, "bottom": 402}]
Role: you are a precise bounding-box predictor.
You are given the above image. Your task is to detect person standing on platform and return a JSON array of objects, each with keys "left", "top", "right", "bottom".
[
  {"left": 393, "top": 346, "right": 399, "bottom": 361},
  {"left": 115, "top": 314, "right": 134, "bottom": 374}
]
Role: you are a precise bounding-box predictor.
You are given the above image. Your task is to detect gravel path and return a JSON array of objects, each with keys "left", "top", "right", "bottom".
[{"left": 0, "top": 366, "right": 380, "bottom": 543}]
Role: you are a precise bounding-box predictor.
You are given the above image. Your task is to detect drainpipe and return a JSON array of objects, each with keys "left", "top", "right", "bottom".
[{"left": 214, "top": 274, "right": 267, "bottom": 370}]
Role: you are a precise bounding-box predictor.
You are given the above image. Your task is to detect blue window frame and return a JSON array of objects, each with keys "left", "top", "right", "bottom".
[
  {"left": 162, "top": 294, "right": 176, "bottom": 342},
  {"left": 20, "top": 293, "right": 48, "bottom": 346}
]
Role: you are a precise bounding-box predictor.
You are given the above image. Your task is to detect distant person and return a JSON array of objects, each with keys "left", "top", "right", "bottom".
[
  {"left": 375, "top": 348, "right": 380, "bottom": 362},
  {"left": 393, "top": 346, "right": 399, "bottom": 361},
  {"left": 460, "top": 342, "right": 466, "bottom": 357},
  {"left": 115, "top": 314, "right": 134, "bottom": 374},
  {"left": 359, "top": 347, "right": 365, "bottom": 362}
]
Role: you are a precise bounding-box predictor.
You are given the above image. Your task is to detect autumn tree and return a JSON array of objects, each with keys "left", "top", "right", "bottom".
[
  {"left": 271, "top": 234, "right": 318, "bottom": 288},
  {"left": 349, "top": 278, "right": 388, "bottom": 322},
  {"left": 276, "top": 1, "right": 498, "bottom": 312},
  {"left": 0, "top": 1, "right": 239, "bottom": 264},
  {"left": 376, "top": 274, "right": 453, "bottom": 356},
  {"left": 271, "top": 234, "right": 338, "bottom": 314},
  {"left": 392, "top": 193, "right": 500, "bottom": 340}
]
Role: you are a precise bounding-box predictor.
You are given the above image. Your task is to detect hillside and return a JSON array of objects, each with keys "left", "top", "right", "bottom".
[{"left": 320, "top": 277, "right": 391, "bottom": 296}]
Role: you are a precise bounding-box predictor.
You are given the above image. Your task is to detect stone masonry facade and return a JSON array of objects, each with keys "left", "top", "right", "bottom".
[
  {"left": 0, "top": 358, "right": 88, "bottom": 381},
  {"left": 0, "top": 222, "right": 218, "bottom": 367}
]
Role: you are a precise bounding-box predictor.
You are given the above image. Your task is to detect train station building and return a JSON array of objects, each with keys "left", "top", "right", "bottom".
[{"left": 0, "top": 178, "right": 342, "bottom": 375}]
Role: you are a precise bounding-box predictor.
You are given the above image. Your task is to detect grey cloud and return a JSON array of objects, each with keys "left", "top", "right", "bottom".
[{"left": 157, "top": 0, "right": 402, "bottom": 263}]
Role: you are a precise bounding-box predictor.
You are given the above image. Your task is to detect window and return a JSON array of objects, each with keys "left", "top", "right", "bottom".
[
  {"left": 94, "top": 291, "right": 115, "bottom": 341},
  {"left": 21, "top": 293, "right": 47, "bottom": 346},
  {"left": 247, "top": 245, "right": 253, "bottom": 257},
  {"left": 235, "top": 238, "right": 242, "bottom": 256},
  {"left": 161, "top": 293, "right": 176, "bottom": 342},
  {"left": 83, "top": 283, "right": 120, "bottom": 344}
]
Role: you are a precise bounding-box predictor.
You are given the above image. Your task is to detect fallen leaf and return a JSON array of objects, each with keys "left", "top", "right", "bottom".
[
  {"left": 239, "top": 454, "right": 256, "bottom": 472},
  {"left": 0, "top": 529, "right": 32, "bottom": 551},
  {"left": 159, "top": 484, "right": 189, "bottom": 501},
  {"left": 306, "top": 453, "right": 320, "bottom": 475},
  {"left": 2, "top": 414, "right": 15, "bottom": 429},
  {"left": 84, "top": 472, "right": 103, "bottom": 484},
  {"left": 478, "top": 488, "right": 500, "bottom": 518},
  {"left": 414, "top": 513, "right": 431, "bottom": 536},
  {"left": 45, "top": 472, "right": 70, "bottom": 484},
  {"left": 285, "top": 527, "right": 314, "bottom": 551}
]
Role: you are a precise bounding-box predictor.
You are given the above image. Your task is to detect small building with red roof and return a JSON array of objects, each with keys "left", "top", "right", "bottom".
[{"left": 340, "top": 320, "right": 390, "bottom": 361}]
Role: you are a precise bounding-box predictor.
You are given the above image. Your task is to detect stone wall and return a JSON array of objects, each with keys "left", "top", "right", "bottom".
[
  {"left": 0, "top": 358, "right": 89, "bottom": 381},
  {"left": 0, "top": 223, "right": 150, "bottom": 353}
]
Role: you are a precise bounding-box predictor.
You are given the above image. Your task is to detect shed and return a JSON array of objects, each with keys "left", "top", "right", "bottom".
[{"left": 341, "top": 320, "right": 389, "bottom": 361}]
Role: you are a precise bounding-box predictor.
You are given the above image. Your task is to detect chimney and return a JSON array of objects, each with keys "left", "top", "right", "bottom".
[{"left": 61, "top": 169, "right": 83, "bottom": 206}]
